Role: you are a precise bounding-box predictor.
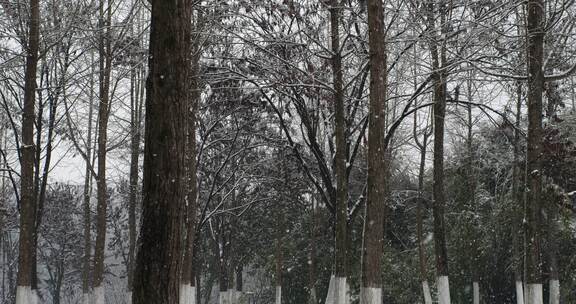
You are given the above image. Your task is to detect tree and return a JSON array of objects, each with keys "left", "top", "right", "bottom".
[
  {"left": 132, "top": 0, "right": 192, "bottom": 303},
  {"left": 426, "top": 1, "right": 451, "bottom": 303},
  {"left": 16, "top": 0, "right": 40, "bottom": 302},
  {"left": 524, "top": 0, "right": 545, "bottom": 303},
  {"left": 361, "top": 0, "right": 387, "bottom": 304},
  {"left": 180, "top": 9, "right": 202, "bottom": 304},
  {"left": 92, "top": 0, "right": 113, "bottom": 302},
  {"left": 329, "top": 1, "right": 349, "bottom": 303}
]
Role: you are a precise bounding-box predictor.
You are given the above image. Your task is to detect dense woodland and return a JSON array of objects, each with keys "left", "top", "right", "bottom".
[{"left": 1, "top": 0, "right": 576, "bottom": 304}]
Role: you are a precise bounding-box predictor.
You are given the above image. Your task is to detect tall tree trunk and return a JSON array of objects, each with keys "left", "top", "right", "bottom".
[
  {"left": 132, "top": 0, "right": 192, "bottom": 303},
  {"left": 427, "top": 1, "right": 451, "bottom": 303},
  {"left": 329, "top": 1, "right": 348, "bottom": 303},
  {"left": 93, "top": 1, "right": 113, "bottom": 303},
  {"left": 181, "top": 35, "right": 200, "bottom": 304},
  {"left": 525, "top": 0, "right": 545, "bottom": 304},
  {"left": 16, "top": 0, "right": 40, "bottom": 302},
  {"left": 547, "top": 201, "right": 559, "bottom": 304},
  {"left": 415, "top": 120, "right": 432, "bottom": 304},
  {"left": 275, "top": 235, "right": 282, "bottom": 304},
  {"left": 82, "top": 49, "right": 96, "bottom": 304},
  {"left": 309, "top": 195, "right": 317, "bottom": 304},
  {"left": 218, "top": 234, "right": 229, "bottom": 304},
  {"left": 512, "top": 82, "right": 525, "bottom": 304},
  {"left": 361, "top": 1, "right": 386, "bottom": 304},
  {"left": 466, "top": 79, "right": 480, "bottom": 304},
  {"left": 544, "top": 69, "right": 560, "bottom": 304},
  {"left": 127, "top": 61, "right": 144, "bottom": 304}
]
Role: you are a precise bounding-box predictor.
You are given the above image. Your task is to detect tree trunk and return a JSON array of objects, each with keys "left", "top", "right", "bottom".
[
  {"left": 275, "top": 234, "right": 283, "bottom": 304},
  {"left": 219, "top": 250, "right": 228, "bottom": 304},
  {"left": 82, "top": 50, "right": 96, "bottom": 304},
  {"left": 132, "top": 0, "right": 192, "bottom": 303},
  {"left": 416, "top": 130, "right": 431, "bottom": 304},
  {"left": 309, "top": 195, "right": 317, "bottom": 304},
  {"left": 525, "top": 0, "right": 545, "bottom": 304},
  {"left": 465, "top": 79, "right": 480, "bottom": 304},
  {"left": 512, "top": 82, "right": 525, "bottom": 304},
  {"left": 16, "top": 0, "right": 40, "bottom": 302},
  {"left": 181, "top": 32, "right": 200, "bottom": 304},
  {"left": 329, "top": 1, "right": 348, "bottom": 303},
  {"left": 93, "top": 1, "right": 113, "bottom": 303},
  {"left": 547, "top": 201, "right": 560, "bottom": 304},
  {"left": 361, "top": 1, "right": 386, "bottom": 304},
  {"left": 127, "top": 61, "right": 144, "bottom": 304},
  {"left": 427, "top": 1, "right": 451, "bottom": 303}
]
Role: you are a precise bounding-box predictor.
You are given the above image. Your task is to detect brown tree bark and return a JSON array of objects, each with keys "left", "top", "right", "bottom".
[
  {"left": 361, "top": 0, "right": 387, "bottom": 303},
  {"left": 132, "top": 0, "right": 192, "bottom": 303},
  {"left": 512, "top": 82, "right": 525, "bottom": 304},
  {"left": 329, "top": 1, "right": 348, "bottom": 294},
  {"left": 524, "top": 0, "right": 545, "bottom": 303},
  {"left": 93, "top": 0, "right": 113, "bottom": 300},
  {"left": 16, "top": 0, "right": 40, "bottom": 301},
  {"left": 426, "top": 1, "right": 451, "bottom": 303}
]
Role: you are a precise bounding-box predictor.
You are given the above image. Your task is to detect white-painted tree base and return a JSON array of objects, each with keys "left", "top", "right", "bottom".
[
  {"left": 324, "top": 275, "right": 335, "bottom": 304},
  {"left": 334, "top": 276, "right": 348, "bottom": 304},
  {"left": 94, "top": 286, "right": 105, "bottom": 304},
  {"left": 31, "top": 289, "right": 38, "bottom": 304},
  {"left": 323, "top": 275, "right": 349, "bottom": 304},
  {"left": 437, "top": 276, "right": 451, "bottom": 304},
  {"left": 82, "top": 292, "right": 92, "bottom": 304},
  {"left": 309, "top": 288, "right": 317, "bottom": 304},
  {"left": 219, "top": 291, "right": 229, "bottom": 304},
  {"left": 360, "top": 287, "right": 381, "bottom": 304},
  {"left": 549, "top": 280, "right": 559, "bottom": 304},
  {"left": 228, "top": 289, "right": 236, "bottom": 304},
  {"left": 179, "top": 285, "right": 196, "bottom": 304},
  {"left": 526, "top": 284, "right": 542, "bottom": 304},
  {"left": 275, "top": 286, "right": 282, "bottom": 304},
  {"left": 16, "top": 286, "right": 35, "bottom": 304},
  {"left": 235, "top": 290, "right": 243, "bottom": 304},
  {"left": 473, "top": 281, "right": 480, "bottom": 304},
  {"left": 126, "top": 291, "right": 132, "bottom": 304},
  {"left": 515, "top": 281, "right": 525, "bottom": 304},
  {"left": 422, "top": 281, "right": 432, "bottom": 304}
]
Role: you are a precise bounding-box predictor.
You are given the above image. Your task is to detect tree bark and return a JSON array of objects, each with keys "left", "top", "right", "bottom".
[
  {"left": 82, "top": 50, "right": 96, "bottom": 304},
  {"left": 181, "top": 32, "right": 200, "bottom": 304},
  {"left": 512, "top": 82, "right": 525, "bottom": 304},
  {"left": 93, "top": 1, "right": 113, "bottom": 302},
  {"left": 127, "top": 59, "right": 144, "bottom": 304},
  {"left": 329, "top": 1, "right": 348, "bottom": 303},
  {"left": 525, "top": 1, "right": 545, "bottom": 304},
  {"left": 16, "top": 0, "right": 40, "bottom": 302},
  {"left": 309, "top": 195, "right": 317, "bottom": 304},
  {"left": 275, "top": 232, "right": 283, "bottom": 304},
  {"left": 547, "top": 200, "right": 559, "bottom": 304},
  {"left": 361, "top": 1, "right": 386, "bottom": 304},
  {"left": 132, "top": 0, "right": 192, "bottom": 303},
  {"left": 426, "top": 1, "right": 451, "bottom": 303},
  {"left": 415, "top": 122, "right": 431, "bottom": 304}
]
